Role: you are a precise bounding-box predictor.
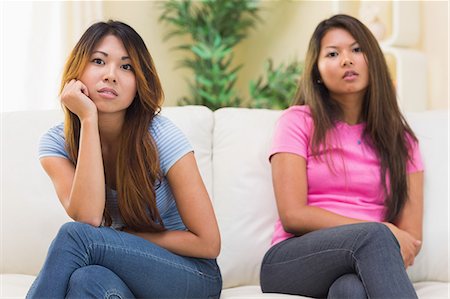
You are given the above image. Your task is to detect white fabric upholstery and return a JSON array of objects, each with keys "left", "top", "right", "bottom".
[
  {"left": 404, "top": 110, "right": 449, "bottom": 283},
  {"left": 161, "top": 105, "right": 214, "bottom": 198},
  {"left": 213, "top": 108, "right": 282, "bottom": 288},
  {"left": 1, "top": 106, "right": 448, "bottom": 298}
]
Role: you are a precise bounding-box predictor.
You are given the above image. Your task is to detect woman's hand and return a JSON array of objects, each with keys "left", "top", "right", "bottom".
[
  {"left": 61, "top": 79, "right": 97, "bottom": 121},
  {"left": 384, "top": 222, "right": 422, "bottom": 268}
]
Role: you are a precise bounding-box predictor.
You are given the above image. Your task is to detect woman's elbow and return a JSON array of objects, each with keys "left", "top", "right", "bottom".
[
  {"left": 67, "top": 208, "right": 103, "bottom": 227},
  {"left": 280, "top": 210, "right": 301, "bottom": 235},
  {"left": 201, "top": 232, "right": 221, "bottom": 259}
]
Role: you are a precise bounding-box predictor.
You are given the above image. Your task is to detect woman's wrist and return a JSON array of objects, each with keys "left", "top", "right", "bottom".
[{"left": 80, "top": 113, "right": 98, "bottom": 125}]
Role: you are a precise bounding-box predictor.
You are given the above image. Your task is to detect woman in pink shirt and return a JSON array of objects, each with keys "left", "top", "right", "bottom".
[{"left": 260, "top": 14, "right": 423, "bottom": 298}]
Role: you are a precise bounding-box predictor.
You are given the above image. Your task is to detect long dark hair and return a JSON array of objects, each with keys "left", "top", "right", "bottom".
[
  {"left": 61, "top": 20, "right": 165, "bottom": 232},
  {"left": 293, "top": 14, "right": 417, "bottom": 222}
]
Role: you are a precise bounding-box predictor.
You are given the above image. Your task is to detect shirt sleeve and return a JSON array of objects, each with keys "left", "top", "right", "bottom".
[
  {"left": 406, "top": 134, "right": 424, "bottom": 173},
  {"left": 151, "top": 115, "right": 194, "bottom": 175},
  {"left": 38, "top": 123, "right": 70, "bottom": 160},
  {"left": 269, "top": 106, "right": 312, "bottom": 161}
]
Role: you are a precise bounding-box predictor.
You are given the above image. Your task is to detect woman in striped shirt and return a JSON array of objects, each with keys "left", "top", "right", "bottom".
[{"left": 27, "top": 20, "right": 222, "bottom": 299}]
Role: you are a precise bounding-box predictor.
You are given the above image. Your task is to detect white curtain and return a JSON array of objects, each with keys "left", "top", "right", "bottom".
[{"left": 1, "top": 1, "right": 103, "bottom": 112}]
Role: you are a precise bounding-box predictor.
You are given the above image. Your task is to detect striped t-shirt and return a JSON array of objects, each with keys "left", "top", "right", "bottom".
[{"left": 38, "top": 115, "right": 193, "bottom": 231}]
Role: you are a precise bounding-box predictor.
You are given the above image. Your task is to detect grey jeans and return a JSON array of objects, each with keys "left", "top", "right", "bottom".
[{"left": 260, "top": 222, "right": 418, "bottom": 299}]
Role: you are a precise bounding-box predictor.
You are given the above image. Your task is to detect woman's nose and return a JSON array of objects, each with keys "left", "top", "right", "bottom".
[
  {"left": 103, "top": 66, "right": 117, "bottom": 83},
  {"left": 341, "top": 56, "right": 353, "bottom": 67}
]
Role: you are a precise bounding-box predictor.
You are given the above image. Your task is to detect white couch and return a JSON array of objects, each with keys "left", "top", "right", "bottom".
[{"left": 1, "top": 106, "right": 449, "bottom": 298}]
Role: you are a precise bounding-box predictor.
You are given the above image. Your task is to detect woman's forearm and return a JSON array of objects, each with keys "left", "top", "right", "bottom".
[
  {"left": 281, "top": 205, "right": 368, "bottom": 235},
  {"left": 66, "top": 117, "right": 105, "bottom": 226},
  {"left": 130, "top": 229, "right": 220, "bottom": 259}
]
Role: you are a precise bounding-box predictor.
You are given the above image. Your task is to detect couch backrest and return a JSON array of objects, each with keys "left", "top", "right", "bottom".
[
  {"left": 1, "top": 106, "right": 448, "bottom": 286},
  {"left": 0, "top": 106, "right": 213, "bottom": 275},
  {"left": 212, "top": 108, "right": 282, "bottom": 288},
  {"left": 403, "top": 110, "right": 449, "bottom": 283},
  {"left": 2, "top": 109, "right": 70, "bottom": 275}
]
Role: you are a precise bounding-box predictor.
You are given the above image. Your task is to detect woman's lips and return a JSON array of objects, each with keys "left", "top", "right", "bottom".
[
  {"left": 343, "top": 70, "right": 358, "bottom": 81},
  {"left": 98, "top": 87, "right": 118, "bottom": 98}
]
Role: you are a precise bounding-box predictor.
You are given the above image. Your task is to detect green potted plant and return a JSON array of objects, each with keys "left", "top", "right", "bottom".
[
  {"left": 250, "top": 58, "right": 303, "bottom": 110},
  {"left": 159, "top": 0, "right": 302, "bottom": 110}
]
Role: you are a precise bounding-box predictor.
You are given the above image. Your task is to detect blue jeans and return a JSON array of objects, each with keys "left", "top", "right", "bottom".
[
  {"left": 26, "top": 222, "right": 222, "bottom": 299},
  {"left": 260, "top": 222, "right": 418, "bottom": 299}
]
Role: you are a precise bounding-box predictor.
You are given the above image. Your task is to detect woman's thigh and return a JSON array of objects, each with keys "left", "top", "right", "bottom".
[
  {"left": 260, "top": 222, "right": 402, "bottom": 298},
  {"left": 57, "top": 222, "right": 222, "bottom": 298}
]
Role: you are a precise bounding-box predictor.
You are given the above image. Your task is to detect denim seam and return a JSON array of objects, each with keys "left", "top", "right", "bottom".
[
  {"left": 88, "top": 242, "right": 220, "bottom": 281},
  {"left": 350, "top": 225, "right": 386, "bottom": 299},
  {"left": 352, "top": 255, "right": 370, "bottom": 299},
  {"left": 104, "top": 288, "right": 124, "bottom": 299}
]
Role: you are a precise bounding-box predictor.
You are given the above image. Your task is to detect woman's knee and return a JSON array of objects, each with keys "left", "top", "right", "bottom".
[
  {"left": 355, "top": 222, "right": 399, "bottom": 248},
  {"left": 58, "top": 221, "right": 92, "bottom": 236},
  {"left": 328, "top": 274, "right": 367, "bottom": 299},
  {"left": 48, "top": 222, "right": 97, "bottom": 258},
  {"left": 53, "top": 221, "right": 99, "bottom": 245},
  {"left": 67, "top": 265, "right": 134, "bottom": 299}
]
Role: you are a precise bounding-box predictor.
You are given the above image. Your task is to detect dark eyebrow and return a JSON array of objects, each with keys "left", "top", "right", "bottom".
[
  {"left": 92, "top": 51, "right": 130, "bottom": 61},
  {"left": 324, "top": 41, "right": 359, "bottom": 50}
]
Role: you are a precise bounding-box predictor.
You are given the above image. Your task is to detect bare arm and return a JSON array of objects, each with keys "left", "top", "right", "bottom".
[
  {"left": 394, "top": 172, "right": 424, "bottom": 242},
  {"left": 387, "top": 171, "right": 424, "bottom": 267},
  {"left": 41, "top": 80, "right": 105, "bottom": 226},
  {"left": 128, "top": 153, "right": 220, "bottom": 259},
  {"left": 272, "top": 153, "right": 367, "bottom": 235}
]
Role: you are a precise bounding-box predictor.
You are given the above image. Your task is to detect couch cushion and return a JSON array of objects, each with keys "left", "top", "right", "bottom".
[
  {"left": 414, "top": 281, "right": 450, "bottom": 298},
  {"left": 221, "top": 285, "right": 307, "bottom": 298},
  {"left": 404, "top": 110, "right": 449, "bottom": 283},
  {"left": 0, "top": 275, "right": 446, "bottom": 299},
  {"left": 220, "top": 283, "right": 450, "bottom": 298},
  {"left": 213, "top": 108, "right": 282, "bottom": 288},
  {"left": 0, "top": 274, "right": 36, "bottom": 298}
]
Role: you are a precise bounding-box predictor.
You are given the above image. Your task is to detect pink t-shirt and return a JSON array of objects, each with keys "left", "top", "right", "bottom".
[{"left": 270, "top": 105, "right": 424, "bottom": 245}]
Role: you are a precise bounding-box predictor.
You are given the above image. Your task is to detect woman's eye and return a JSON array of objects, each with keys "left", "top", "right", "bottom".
[
  {"left": 326, "top": 52, "right": 338, "bottom": 58},
  {"left": 92, "top": 58, "right": 104, "bottom": 65},
  {"left": 122, "top": 64, "right": 133, "bottom": 71},
  {"left": 353, "top": 47, "right": 362, "bottom": 53}
]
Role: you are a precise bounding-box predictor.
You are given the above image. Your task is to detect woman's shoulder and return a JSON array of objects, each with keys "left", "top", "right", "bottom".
[
  {"left": 281, "top": 105, "right": 312, "bottom": 120},
  {"left": 149, "top": 114, "right": 193, "bottom": 174},
  {"left": 278, "top": 105, "right": 314, "bottom": 128},
  {"left": 42, "top": 122, "right": 65, "bottom": 141},
  {"left": 149, "top": 114, "right": 176, "bottom": 136},
  {"left": 149, "top": 114, "right": 189, "bottom": 146},
  {"left": 39, "top": 122, "right": 68, "bottom": 159},
  {"left": 284, "top": 104, "right": 311, "bottom": 114}
]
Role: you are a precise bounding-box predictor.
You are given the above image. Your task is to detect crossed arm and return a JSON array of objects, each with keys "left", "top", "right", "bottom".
[{"left": 271, "top": 152, "right": 423, "bottom": 268}]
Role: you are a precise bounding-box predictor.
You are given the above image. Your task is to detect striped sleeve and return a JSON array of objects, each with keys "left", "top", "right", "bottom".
[
  {"left": 150, "top": 115, "right": 193, "bottom": 175},
  {"left": 38, "top": 123, "right": 70, "bottom": 160}
]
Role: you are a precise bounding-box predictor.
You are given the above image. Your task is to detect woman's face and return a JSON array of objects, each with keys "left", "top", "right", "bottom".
[
  {"left": 80, "top": 34, "right": 137, "bottom": 115},
  {"left": 317, "top": 28, "right": 369, "bottom": 103}
]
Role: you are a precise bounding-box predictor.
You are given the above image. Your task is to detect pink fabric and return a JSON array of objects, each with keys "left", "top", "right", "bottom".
[{"left": 270, "top": 106, "right": 424, "bottom": 245}]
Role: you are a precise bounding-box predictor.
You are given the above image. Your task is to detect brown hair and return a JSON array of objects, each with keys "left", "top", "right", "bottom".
[
  {"left": 61, "top": 20, "right": 165, "bottom": 232},
  {"left": 293, "top": 14, "right": 417, "bottom": 222}
]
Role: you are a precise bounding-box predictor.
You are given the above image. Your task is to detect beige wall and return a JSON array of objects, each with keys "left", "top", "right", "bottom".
[
  {"left": 420, "top": 1, "right": 448, "bottom": 110},
  {"left": 233, "top": 1, "right": 334, "bottom": 106},
  {"left": 102, "top": 1, "right": 448, "bottom": 110}
]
